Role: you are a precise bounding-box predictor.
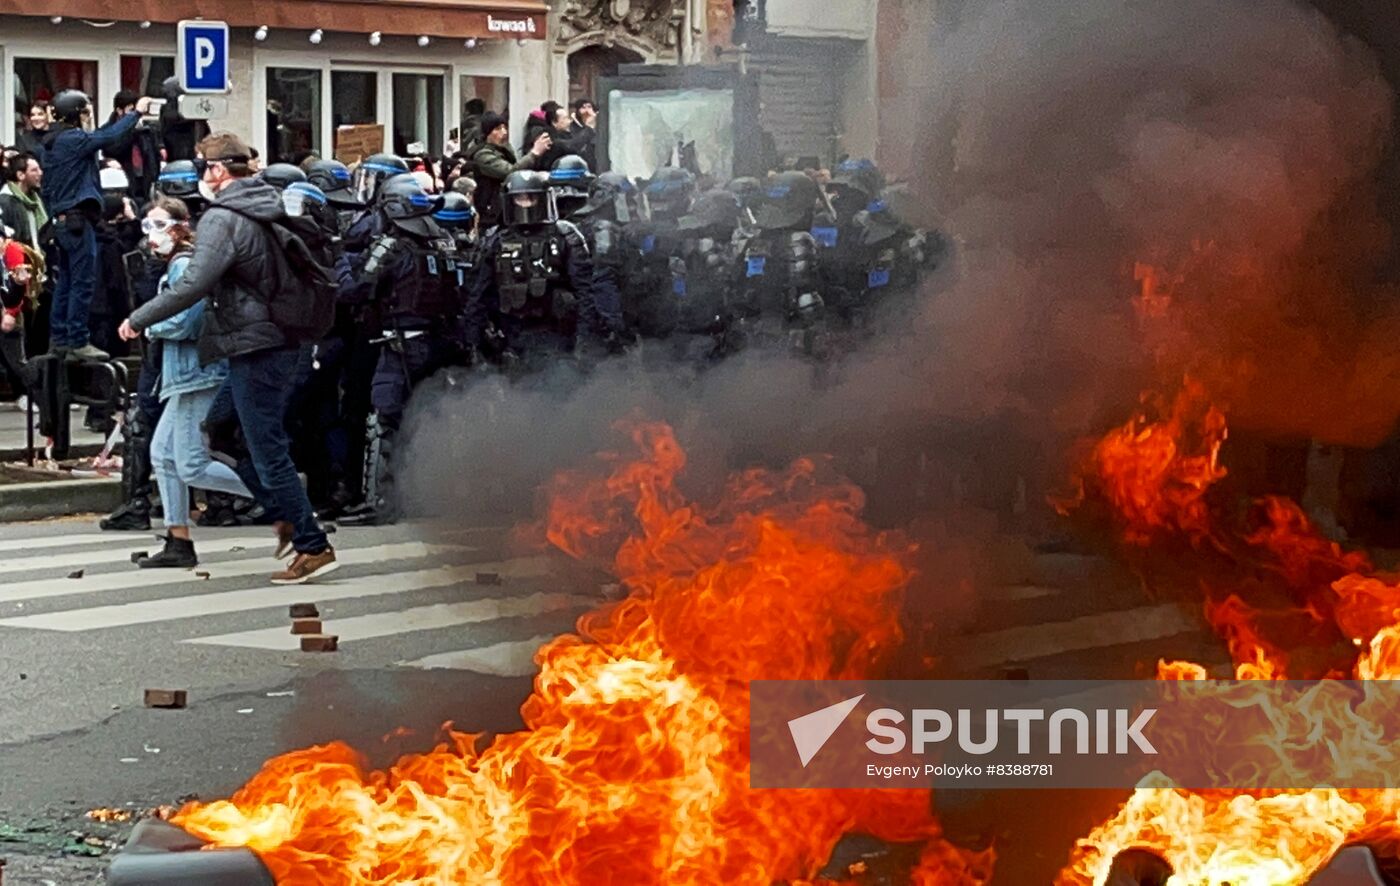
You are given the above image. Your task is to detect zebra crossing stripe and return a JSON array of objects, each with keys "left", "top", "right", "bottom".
[
  {"left": 399, "top": 634, "right": 559, "bottom": 677},
  {"left": 0, "top": 533, "right": 132, "bottom": 554},
  {"left": 943, "top": 603, "right": 1198, "bottom": 670},
  {"left": 0, "top": 536, "right": 271, "bottom": 575},
  {"left": 0, "top": 556, "right": 555, "bottom": 632},
  {"left": 0, "top": 542, "right": 468, "bottom": 605},
  {"left": 186, "top": 592, "right": 589, "bottom": 650}
]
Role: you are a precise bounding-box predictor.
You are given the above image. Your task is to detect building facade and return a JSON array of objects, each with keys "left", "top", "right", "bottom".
[
  {"left": 0, "top": 0, "right": 551, "bottom": 159},
  {"left": 2, "top": 0, "right": 911, "bottom": 178}
]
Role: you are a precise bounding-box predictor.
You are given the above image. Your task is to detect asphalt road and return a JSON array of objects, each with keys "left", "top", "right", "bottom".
[{"left": 0, "top": 516, "right": 1230, "bottom": 883}]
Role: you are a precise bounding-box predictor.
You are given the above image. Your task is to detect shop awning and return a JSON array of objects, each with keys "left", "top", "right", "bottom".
[{"left": 0, "top": 0, "right": 548, "bottom": 40}]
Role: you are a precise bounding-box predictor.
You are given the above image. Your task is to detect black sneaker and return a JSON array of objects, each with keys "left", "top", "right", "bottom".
[
  {"left": 137, "top": 535, "right": 197, "bottom": 569},
  {"left": 101, "top": 503, "right": 151, "bottom": 532}
]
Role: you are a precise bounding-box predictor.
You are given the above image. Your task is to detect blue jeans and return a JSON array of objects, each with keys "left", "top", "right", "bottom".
[
  {"left": 51, "top": 219, "right": 98, "bottom": 349},
  {"left": 226, "top": 346, "right": 328, "bottom": 554},
  {"left": 150, "top": 387, "right": 253, "bottom": 528}
]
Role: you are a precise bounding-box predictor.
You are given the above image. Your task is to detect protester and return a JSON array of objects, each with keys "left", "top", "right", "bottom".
[
  {"left": 16, "top": 101, "right": 50, "bottom": 156},
  {"left": 0, "top": 236, "right": 34, "bottom": 410},
  {"left": 120, "top": 132, "right": 338, "bottom": 585},
  {"left": 42, "top": 89, "right": 152, "bottom": 359},
  {"left": 569, "top": 98, "right": 599, "bottom": 169},
  {"left": 471, "top": 113, "right": 551, "bottom": 228},
  {"left": 134, "top": 197, "right": 256, "bottom": 568}
]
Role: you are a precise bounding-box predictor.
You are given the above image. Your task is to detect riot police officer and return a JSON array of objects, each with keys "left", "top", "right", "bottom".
[
  {"left": 669, "top": 188, "right": 743, "bottom": 363},
  {"left": 727, "top": 170, "right": 826, "bottom": 356},
  {"left": 626, "top": 167, "right": 694, "bottom": 339},
  {"left": 468, "top": 170, "right": 618, "bottom": 374},
  {"left": 434, "top": 191, "right": 479, "bottom": 254},
  {"left": 306, "top": 158, "right": 362, "bottom": 230},
  {"left": 572, "top": 171, "right": 638, "bottom": 349},
  {"left": 339, "top": 176, "right": 467, "bottom": 525}
]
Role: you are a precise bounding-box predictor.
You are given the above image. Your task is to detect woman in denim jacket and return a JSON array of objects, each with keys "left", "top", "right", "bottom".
[{"left": 136, "top": 197, "right": 254, "bottom": 568}]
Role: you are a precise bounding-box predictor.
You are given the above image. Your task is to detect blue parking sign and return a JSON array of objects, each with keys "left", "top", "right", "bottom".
[{"left": 177, "top": 21, "right": 230, "bottom": 94}]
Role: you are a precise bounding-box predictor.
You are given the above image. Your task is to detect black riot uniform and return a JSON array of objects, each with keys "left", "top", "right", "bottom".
[
  {"left": 468, "top": 171, "right": 619, "bottom": 373},
  {"left": 626, "top": 167, "right": 695, "bottom": 339},
  {"left": 338, "top": 176, "right": 468, "bottom": 525},
  {"left": 725, "top": 171, "right": 827, "bottom": 357},
  {"left": 665, "top": 188, "right": 744, "bottom": 363},
  {"left": 573, "top": 171, "right": 639, "bottom": 347}
]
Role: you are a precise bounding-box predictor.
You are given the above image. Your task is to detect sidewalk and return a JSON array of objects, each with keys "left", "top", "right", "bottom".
[{"left": 0, "top": 403, "right": 107, "bottom": 459}]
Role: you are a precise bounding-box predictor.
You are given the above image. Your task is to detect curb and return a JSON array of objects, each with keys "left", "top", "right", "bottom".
[
  {"left": 0, "top": 477, "right": 122, "bottom": 523},
  {"left": 0, "top": 443, "right": 106, "bottom": 464}
]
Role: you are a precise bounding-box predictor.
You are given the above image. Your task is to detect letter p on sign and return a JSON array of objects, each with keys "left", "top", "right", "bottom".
[{"left": 178, "top": 21, "right": 230, "bottom": 94}]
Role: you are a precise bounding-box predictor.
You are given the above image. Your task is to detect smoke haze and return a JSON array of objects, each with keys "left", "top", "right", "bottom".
[{"left": 400, "top": 0, "right": 1399, "bottom": 534}]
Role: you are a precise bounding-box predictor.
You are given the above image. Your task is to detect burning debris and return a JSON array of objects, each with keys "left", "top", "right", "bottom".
[{"left": 166, "top": 422, "right": 990, "bottom": 884}]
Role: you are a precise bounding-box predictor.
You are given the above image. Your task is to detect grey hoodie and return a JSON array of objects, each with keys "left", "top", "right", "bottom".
[{"left": 130, "top": 177, "right": 288, "bottom": 365}]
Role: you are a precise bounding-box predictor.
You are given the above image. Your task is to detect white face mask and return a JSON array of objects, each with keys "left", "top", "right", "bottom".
[
  {"left": 148, "top": 231, "right": 175, "bottom": 256},
  {"left": 198, "top": 181, "right": 217, "bottom": 202}
]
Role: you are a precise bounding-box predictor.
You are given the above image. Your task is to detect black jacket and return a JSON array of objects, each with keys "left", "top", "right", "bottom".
[{"left": 128, "top": 178, "right": 288, "bottom": 364}]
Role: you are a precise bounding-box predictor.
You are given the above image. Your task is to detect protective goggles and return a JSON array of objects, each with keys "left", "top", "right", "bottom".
[{"left": 140, "top": 217, "right": 180, "bottom": 234}]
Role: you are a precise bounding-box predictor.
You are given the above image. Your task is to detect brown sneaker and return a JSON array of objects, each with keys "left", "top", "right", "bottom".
[
  {"left": 270, "top": 548, "right": 339, "bottom": 585},
  {"left": 273, "top": 521, "right": 295, "bottom": 560}
]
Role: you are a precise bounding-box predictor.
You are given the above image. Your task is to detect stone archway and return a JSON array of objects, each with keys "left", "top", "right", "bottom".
[{"left": 567, "top": 43, "right": 646, "bottom": 104}]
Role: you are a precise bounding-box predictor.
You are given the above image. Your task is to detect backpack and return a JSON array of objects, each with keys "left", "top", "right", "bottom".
[{"left": 220, "top": 206, "right": 336, "bottom": 341}]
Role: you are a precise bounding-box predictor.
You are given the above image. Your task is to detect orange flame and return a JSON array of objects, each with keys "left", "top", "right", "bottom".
[
  {"left": 173, "top": 421, "right": 989, "bottom": 885},
  {"left": 1060, "top": 381, "right": 1400, "bottom": 884},
  {"left": 1058, "top": 378, "right": 1228, "bottom": 546}
]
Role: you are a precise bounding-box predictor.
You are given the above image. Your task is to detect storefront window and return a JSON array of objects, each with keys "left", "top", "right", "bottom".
[
  {"left": 266, "top": 67, "right": 321, "bottom": 162},
  {"left": 120, "top": 56, "right": 175, "bottom": 100},
  {"left": 391, "top": 73, "right": 443, "bottom": 158},
  {"left": 13, "top": 58, "right": 97, "bottom": 136},
  {"left": 459, "top": 75, "right": 509, "bottom": 151},
  {"left": 332, "top": 71, "right": 379, "bottom": 157}
]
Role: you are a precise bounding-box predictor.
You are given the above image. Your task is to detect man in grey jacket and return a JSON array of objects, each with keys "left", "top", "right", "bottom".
[{"left": 119, "top": 132, "right": 337, "bottom": 585}]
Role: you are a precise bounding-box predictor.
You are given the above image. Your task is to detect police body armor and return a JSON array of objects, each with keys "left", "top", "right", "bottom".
[
  {"left": 370, "top": 236, "right": 465, "bottom": 323},
  {"left": 494, "top": 227, "right": 569, "bottom": 319},
  {"left": 670, "top": 232, "right": 734, "bottom": 334}
]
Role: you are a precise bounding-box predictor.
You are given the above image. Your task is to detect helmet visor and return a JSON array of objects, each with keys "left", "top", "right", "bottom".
[{"left": 504, "top": 190, "right": 554, "bottom": 227}]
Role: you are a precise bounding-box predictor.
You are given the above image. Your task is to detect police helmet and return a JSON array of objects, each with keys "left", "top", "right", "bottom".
[
  {"left": 576, "top": 171, "right": 634, "bottom": 223},
  {"left": 351, "top": 153, "right": 410, "bottom": 204},
  {"left": 502, "top": 171, "right": 555, "bottom": 228},
  {"left": 725, "top": 177, "right": 763, "bottom": 209},
  {"left": 450, "top": 175, "right": 477, "bottom": 200},
  {"left": 830, "top": 158, "right": 885, "bottom": 200},
  {"left": 52, "top": 90, "right": 92, "bottom": 125},
  {"left": 161, "top": 76, "right": 183, "bottom": 102},
  {"left": 433, "top": 191, "right": 476, "bottom": 231},
  {"left": 282, "top": 181, "right": 326, "bottom": 217},
  {"left": 306, "top": 160, "right": 360, "bottom": 210},
  {"left": 261, "top": 163, "right": 307, "bottom": 191},
  {"left": 377, "top": 174, "right": 444, "bottom": 238},
  {"left": 753, "top": 171, "right": 821, "bottom": 231},
  {"left": 549, "top": 155, "right": 593, "bottom": 219},
  {"left": 156, "top": 160, "right": 202, "bottom": 199},
  {"left": 643, "top": 167, "right": 695, "bottom": 220},
  {"left": 855, "top": 197, "right": 904, "bottom": 246},
  {"left": 676, "top": 188, "right": 741, "bottom": 234}
]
